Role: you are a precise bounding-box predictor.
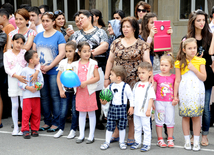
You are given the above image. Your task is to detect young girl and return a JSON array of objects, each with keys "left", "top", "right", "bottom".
[
  {"left": 154, "top": 54, "right": 176, "bottom": 148},
  {"left": 54, "top": 41, "right": 79, "bottom": 138},
  {"left": 71, "top": 41, "right": 100, "bottom": 144},
  {"left": 3, "top": 34, "right": 39, "bottom": 135},
  {"left": 174, "top": 38, "right": 206, "bottom": 151}
]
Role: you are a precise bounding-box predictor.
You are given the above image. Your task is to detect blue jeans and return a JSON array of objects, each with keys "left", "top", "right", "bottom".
[
  {"left": 58, "top": 93, "right": 79, "bottom": 131},
  {"left": 202, "top": 88, "right": 211, "bottom": 135},
  {"left": 40, "top": 74, "right": 60, "bottom": 127}
]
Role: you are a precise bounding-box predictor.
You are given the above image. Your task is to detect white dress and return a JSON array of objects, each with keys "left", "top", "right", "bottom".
[
  {"left": 8, "top": 63, "right": 23, "bottom": 97},
  {"left": 179, "top": 70, "right": 205, "bottom": 117}
]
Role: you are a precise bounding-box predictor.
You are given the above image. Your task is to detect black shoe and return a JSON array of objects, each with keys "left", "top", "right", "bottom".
[
  {"left": 31, "top": 130, "right": 39, "bottom": 137},
  {"left": 96, "top": 123, "right": 105, "bottom": 130},
  {"left": 0, "top": 123, "right": 3, "bottom": 128},
  {"left": 39, "top": 126, "right": 50, "bottom": 131},
  {"left": 23, "top": 131, "right": 31, "bottom": 139},
  {"left": 47, "top": 127, "right": 59, "bottom": 132}
]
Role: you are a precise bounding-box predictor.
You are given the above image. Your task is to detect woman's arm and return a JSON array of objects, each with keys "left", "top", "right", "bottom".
[
  {"left": 57, "top": 70, "right": 66, "bottom": 98},
  {"left": 92, "top": 42, "right": 109, "bottom": 56},
  {"left": 209, "top": 33, "right": 214, "bottom": 55},
  {"left": 143, "top": 48, "right": 152, "bottom": 64},
  {"left": 22, "top": 35, "right": 35, "bottom": 51},
  {"left": 104, "top": 51, "right": 114, "bottom": 87},
  {"left": 188, "top": 63, "right": 207, "bottom": 81},
  {"left": 32, "top": 43, "right": 37, "bottom": 51},
  {"left": 42, "top": 43, "right": 66, "bottom": 72}
]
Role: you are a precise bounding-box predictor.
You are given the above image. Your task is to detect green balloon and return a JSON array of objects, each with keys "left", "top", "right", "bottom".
[{"left": 99, "top": 89, "right": 113, "bottom": 102}]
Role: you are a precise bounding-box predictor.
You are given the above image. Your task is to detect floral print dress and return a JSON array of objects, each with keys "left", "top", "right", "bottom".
[{"left": 110, "top": 38, "right": 149, "bottom": 89}]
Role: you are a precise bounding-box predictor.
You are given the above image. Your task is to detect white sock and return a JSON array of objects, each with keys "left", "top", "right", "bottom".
[
  {"left": 88, "top": 111, "right": 96, "bottom": 140},
  {"left": 194, "top": 136, "right": 199, "bottom": 143},
  {"left": 184, "top": 135, "right": 190, "bottom": 142},
  {"left": 78, "top": 112, "right": 86, "bottom": 139},
  {"left": 119, "top": 129, "right": 126, "bottom": 143},
  {"left": 11, "top": 97, "right": 19, "bottom": 131},
  {"left": 106, "top": 130, "right": 113, "bottom": 144}
]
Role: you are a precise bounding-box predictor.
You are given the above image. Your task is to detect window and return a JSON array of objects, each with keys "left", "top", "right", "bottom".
[
  {"left": 109, "top": 0, "right": 148, "bottom": 19},
  {"left": 180, "top": 0, "right": 208, "bottom": 20},
  {"left": 44, "top": 0, "right": 86, "bottom": 21}
]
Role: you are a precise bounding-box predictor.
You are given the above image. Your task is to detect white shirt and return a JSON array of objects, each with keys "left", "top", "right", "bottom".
[
  {"left": 107, "top": 81, "right": 133, "bottom": 106},
  {"left": 133, "top": 81, "right": 156, "bottom": 117},
  {"left": 209, "top": 20, "right": 214, "bottom": 33},
  {"left": 36, "top": 24, "right": 45, "bottom": 34}
]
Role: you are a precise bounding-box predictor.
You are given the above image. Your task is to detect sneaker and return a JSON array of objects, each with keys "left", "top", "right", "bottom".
[
  {"left": 31, "top": 130, "right": 39, "bottom": 137},
  {"left": 130, "top": 142, "right": 141, "bottom": 150},
  {"left": 157, "top": 139, "right": 167, "bottom": 147},
  {"left": 119, "top": 142, "right": 127, "bottom": 150},
  {"left": 12, "top": 129, "right": 19, "bottom": 136},
  {"left": 54, "top": 129, "right": 63, "bottom": 138},
  {"left": 67, "top": 130, "right": 76, "bottom": 139},
  {"left": 193, "top": 141, "right": 200, "bottom": 151},
  {"left": 23, "top": 131, "right": 31, "bottom": 139},
  {"left": 184, "top": 140, "right": 191, "bottom": 150},
  {"left": 18, "top": 131, "right": 23, "bottom": 136},
  {"left": 141, "top": 145, "right": 151, "bottom": 152},
  {"left": 100, "top": 142, "right": 110, "bottom": 150},
  {"left": 167, "top": 139, "right": 174, "bottom": 148}
]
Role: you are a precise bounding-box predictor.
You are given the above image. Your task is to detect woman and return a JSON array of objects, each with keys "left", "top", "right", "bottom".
[
  {"left": 106, "top": 19, "right": 121, "bottom": 59},
  {"left": 90, "top": 9, "right": 106, "bottom": 29},
  {"left": 73, "top": 12, "right": 82, "bottom": 30},
  {"left": 141, "top": 13, "right": 173, "bottom": 73},
  {"left": 54, "top": 10, "right": 73, "bottom": 42},
  {"left": 71, "top": 10, "right": 108, "bottom": 130},
  {"left": 185, "top": 9, "right": 214, "bottom": 146},
  {"left": 33, "top": 12, "right": 66, "bottom": 132},
  {"left": 113, "top": 10, "right": 125, "bottom": 21},
  {"left": 7, "top": 8, "right": 36, "bottom": 51},
  {"left": 104, "top": 16, "right": 151, "bottom": 145},
  {"left": 135, "top": 1, "right": 151, "bottom": 20}
]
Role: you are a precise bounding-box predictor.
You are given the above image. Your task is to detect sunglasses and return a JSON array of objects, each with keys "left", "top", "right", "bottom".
[
  {"left": 54, "top": 10, "right": 63, "bottom": 15},
  {"left": 43, "top": 12, "right": 54, "bottom": 15},
  {"left": 137, "top": 8, "right": 147, "bottom": 13}
]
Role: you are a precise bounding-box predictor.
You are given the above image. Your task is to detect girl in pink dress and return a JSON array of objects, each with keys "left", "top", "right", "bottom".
[
  {"left": 71, "top": 41, "right": 100, "bottom": 144},
  {"left": 153, "top": 54, "right": 176, "bottom": 148}
]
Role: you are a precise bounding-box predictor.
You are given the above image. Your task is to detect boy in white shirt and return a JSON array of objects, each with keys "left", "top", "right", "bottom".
[
  {"left": 100, "top": 65, "right": 133, "bottom": 150},
  {"left": 129, "top": 62, "right": 156, "bottom": 152}
]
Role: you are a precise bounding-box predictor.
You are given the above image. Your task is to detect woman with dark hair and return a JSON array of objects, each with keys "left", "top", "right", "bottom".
[
  {"left": 104, "top": 16, "right": 151, "bottom": 146},
  {"left": 184, "top": 9, "right": 214, "bottom": 146},
  {"left": 135, "top": 1, "right": 151, "bottom": 20},
  {"left": 71, "top": 9, "right": 108, "bottom": 130},
  {"left": 73, "top": 12, "right": 82, "bottom": 30},
  {"left": 54, "top": 10, "right": 74, "bottom": 42},
  {"left": 113, "top": 10, "right": 125, "bottom": 21},
  {"left": 33, "top": 12, "right": 66, "bottom": 132},
  {"left": 7, "top": 8, "right": 36, "bottom": 51},
  {"left": 90, "top": 9, "right": 106, "bottom": 28}
]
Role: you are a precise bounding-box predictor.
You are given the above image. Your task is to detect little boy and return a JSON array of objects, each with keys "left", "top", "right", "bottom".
[
  {"left": 18, "top": 50, "right": 44, "bottom": 139},
  {"left": 129, "top": 62, "right": 156, "bottom": 152},
  {"left": 100, "top": 65, "right": 133, "bottom": 150}
]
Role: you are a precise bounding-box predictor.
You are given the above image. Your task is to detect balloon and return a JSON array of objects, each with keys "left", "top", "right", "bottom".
[
  {"left": 60, "top": 70, "right": 81, "bottom": 88},
  {"left": 99, "top": 89, "right": 113, "bottom": 102}
]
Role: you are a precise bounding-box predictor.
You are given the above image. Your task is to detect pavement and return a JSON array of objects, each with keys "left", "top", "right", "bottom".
[{"left": 0, "top": 105, "right": 214, "bottom": 155}]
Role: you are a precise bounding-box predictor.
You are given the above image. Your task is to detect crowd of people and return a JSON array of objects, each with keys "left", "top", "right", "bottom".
[{"left": 0, "top": 1, "right": 214, "bottom": 152}]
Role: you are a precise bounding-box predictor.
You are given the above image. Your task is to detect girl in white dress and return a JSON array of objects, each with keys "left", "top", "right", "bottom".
[
  {"left": 173, "top": 38, "right": 206, "bottom": 151},
  {"left": 4, "top": 34, "right": 39, "bottom": 135}
]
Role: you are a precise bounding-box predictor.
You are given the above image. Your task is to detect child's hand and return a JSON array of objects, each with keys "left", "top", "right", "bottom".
[
  {"left": 80, "top": 81, "right": 87, "bottom": 88},
  {"left": 146, "top": 109, "right": 151, "bottom": 117},
  {"left": 188, "top": 62, "right": 196, "bottom": 71},
  {"left": 167, "top": 27, "right": 173, "bottom": 35},
  {"left": 172, "top": 97, "right": 179, "bottom": 106},
  {"left": 128, "top": 107, "right": 134, "bottom": 116},
  {"left": 100, "top": 99, "right": 107, "bottom": 105},
  {"left": 60, "top": 90, "right": 66, "bottom": 98},
  {"left": 26, "top": 86, "right": 37, "bottom": 93},
  {"left": 17, "top": 75, "right": 28, "bottom": 84}
]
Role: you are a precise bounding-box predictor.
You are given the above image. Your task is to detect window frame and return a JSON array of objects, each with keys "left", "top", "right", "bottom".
[{"left": 179, "top": 0, "right": 208, "bottom": 21}]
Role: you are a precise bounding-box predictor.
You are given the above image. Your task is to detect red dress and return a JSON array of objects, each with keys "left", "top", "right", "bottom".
[{"left": 76, "top": 61, "right": 98, "bottom": 112}]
